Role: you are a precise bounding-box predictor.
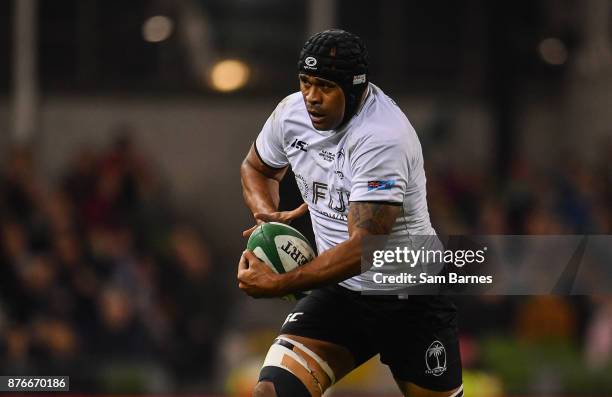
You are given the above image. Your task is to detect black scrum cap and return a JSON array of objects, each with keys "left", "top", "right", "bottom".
[{"left": 298, "top": 29, "right": 369, "bottom": 128}]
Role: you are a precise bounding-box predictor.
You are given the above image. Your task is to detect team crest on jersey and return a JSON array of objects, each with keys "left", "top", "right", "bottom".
[
  {"left": 337, "top": 149, "right": 345, "bottom": 167},
  {"left": 367, "top": 180, "right": 395, "bottom": 191},
  {"left": 425, "top": 340, "right": 447, "bottom": 376},
  {"left": 334, "top": 149, "right": 345, "bottom": 180}
]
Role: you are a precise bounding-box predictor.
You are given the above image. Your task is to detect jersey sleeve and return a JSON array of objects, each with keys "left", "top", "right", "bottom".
[
  {"left": 254, "top": 101, "right": 289, "bottom": 169},
  {"left": 349, "top": 134, "right": 412, "bottom": 204}
]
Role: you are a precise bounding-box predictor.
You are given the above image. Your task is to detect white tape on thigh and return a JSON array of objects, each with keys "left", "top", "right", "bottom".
[
  {"left": 262, "top": 341, "right": 325, "bottom": 396},
  {"left": 263, "top": 341, "right": 308, "bottom": 373},
  {"left": 276, "top": 336, "right": 336, "bottom": 384}
]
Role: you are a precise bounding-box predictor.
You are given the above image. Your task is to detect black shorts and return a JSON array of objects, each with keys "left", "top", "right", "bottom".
[{"left": 280, "top": 284, "right": 462, "bottom": 392}]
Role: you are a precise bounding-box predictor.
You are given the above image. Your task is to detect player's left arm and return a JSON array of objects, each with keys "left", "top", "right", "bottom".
[
  {"left": 281, "top": 201, "right": 400, "bottom": 291},
  {"left": 238, "top": 201, "right": 400, "bottom": 297}
]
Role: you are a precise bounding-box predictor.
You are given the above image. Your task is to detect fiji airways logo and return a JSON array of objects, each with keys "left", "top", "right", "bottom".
[
  {"left": 304, "top": 56, "right": 318, "bottom": 70},
  {"left": 425, "top": 340, "right": 447, "bottom": 376}
]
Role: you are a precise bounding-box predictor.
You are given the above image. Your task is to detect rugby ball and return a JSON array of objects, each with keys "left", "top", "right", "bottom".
[{"left": 246, "top": 222, "right": 315, "bottom": 301}]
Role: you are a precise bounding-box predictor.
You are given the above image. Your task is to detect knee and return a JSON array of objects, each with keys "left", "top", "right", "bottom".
[
  {"left": 253, "top": 381, "right": 277, "bottom": 397},
  {"left": 396, "top": 381, "right": 464, "bottom": 397}
]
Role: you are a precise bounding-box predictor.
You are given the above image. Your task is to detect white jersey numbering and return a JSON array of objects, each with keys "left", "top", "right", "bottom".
[{"left": 256, "top": 83, "right": 438, "bottom": 291}]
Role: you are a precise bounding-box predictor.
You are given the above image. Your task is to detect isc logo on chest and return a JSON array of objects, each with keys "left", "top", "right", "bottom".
[{"left": 290, "top": 138, "right": 308, "bottom": 152}]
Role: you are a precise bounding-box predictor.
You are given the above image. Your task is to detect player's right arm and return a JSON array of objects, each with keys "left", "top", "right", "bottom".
[
  {"left": 240, "top": 143, "right": 308, "bottom": 236},
  {"left": 241, "top": 143, "right": 287, "bottom": 215}
]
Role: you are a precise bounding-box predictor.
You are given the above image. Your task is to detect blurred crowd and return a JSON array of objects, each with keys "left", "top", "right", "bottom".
[
  {"left": 0, "top": 130, "right": 231, "bottom": 390},
  {"left": 425, "top": 141, "right": 612, "bottom": 236}
]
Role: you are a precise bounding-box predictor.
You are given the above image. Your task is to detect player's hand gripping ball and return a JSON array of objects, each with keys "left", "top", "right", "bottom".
[{"left": 243, "top": 222, "right": 315, "bottom": 301}]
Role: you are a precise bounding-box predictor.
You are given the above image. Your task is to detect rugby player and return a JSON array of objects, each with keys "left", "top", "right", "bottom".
[{"left": 238, "top": 29, "right": 462, "bottom": 397}]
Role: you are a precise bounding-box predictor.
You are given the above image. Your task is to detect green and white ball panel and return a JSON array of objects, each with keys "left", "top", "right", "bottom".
[
  {"left": 251, "top": 246, "right": 275, "bottom": 269},
  {"left": 247, "top": 222, "right": 315, "bottom": 301}
]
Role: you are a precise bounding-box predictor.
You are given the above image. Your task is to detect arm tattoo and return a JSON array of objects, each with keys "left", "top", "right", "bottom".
[{"left": 349, "top": 202, "right": 401, "bottom": 235}]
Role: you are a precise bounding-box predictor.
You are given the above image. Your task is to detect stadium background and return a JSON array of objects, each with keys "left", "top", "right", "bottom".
[{"left": 1, "top": 0, "right": 611, "bottom": 395}]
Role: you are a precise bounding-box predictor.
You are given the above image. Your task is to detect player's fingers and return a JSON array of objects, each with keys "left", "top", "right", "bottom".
[
  {"left": 243, "top": 250, "right": 259, "bottom": 263},
  {"left": 254, "top": 212, "right": 279, "bottom": 222},
  {"left": 237, "top": 268, "right": 251, "bottom": 284},
  {"left": 288, "top": 203, "right": 309, "bottom": 219},
  {"left": 238, "top": 251, "right": 249, "bottom": 271},
  {"left": 242, "top": 224, "right": 258, "bottom": 237}
]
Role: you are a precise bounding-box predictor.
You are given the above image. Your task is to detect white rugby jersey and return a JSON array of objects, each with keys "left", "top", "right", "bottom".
[{"left": 255, "top": 83, "right": 439, "bottom": 291}]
